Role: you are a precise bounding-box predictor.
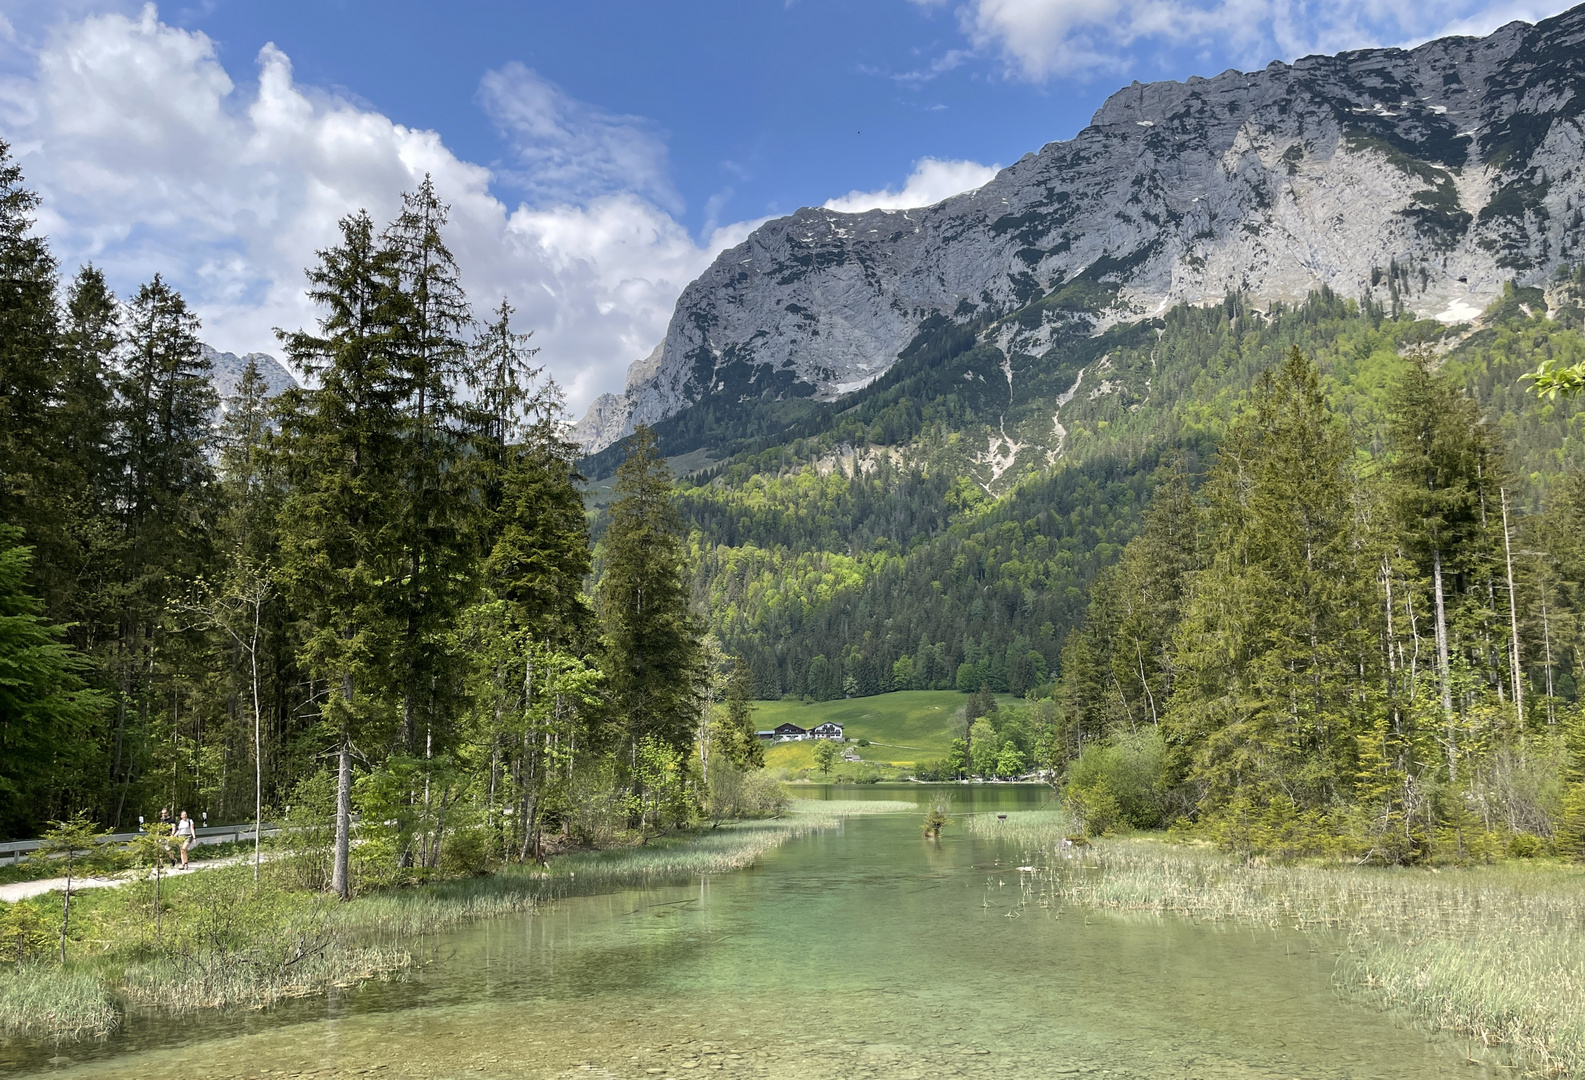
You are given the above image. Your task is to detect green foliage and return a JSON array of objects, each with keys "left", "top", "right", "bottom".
[
  {"left": 598, "top": 427, "right": 704, "bottom": 758},
  {"left": 0, "top": 527, "right": 104, "bottom": 836},
  {"left": 812, "top": 739, "right": 837, "bottom": 777},
  {"left": 1063, "top": 729, "right": 1166, "bottom": 833}
]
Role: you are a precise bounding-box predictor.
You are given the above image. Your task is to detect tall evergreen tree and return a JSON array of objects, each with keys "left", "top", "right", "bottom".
[
  {"left": 51, "top": 267, "right": 120, "bottom": 632},
  {"left": 106, "top": 275, "right": 217, "bottom": 825},
  {"left": 277, "top": 211, "right": 406, "bottom": 899},
  {"left": 1166, "top": 347, "right": 1378, "bottom": 817},
  {"left": 1385, "top": 348, "right": 1506, "bottom": 779},
  {"left": 598, "top": 426, "right": 703, "bottom": 763},
  {"left": 385, "top": 177, "right": 475, "bottom": 760},
  {"left": 0, "top": 145, "right": 60, "bottom": 582}
]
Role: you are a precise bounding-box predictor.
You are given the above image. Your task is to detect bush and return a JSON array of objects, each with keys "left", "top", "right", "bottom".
[
  {"left": 440, "top": 827, "right": 489, "bottom": 876},
  {"left": 1062, "top": 729, "right": 1166, "bottom": 832},
  {"left": 1507, "top": 832, "right": 1543, "bottom": 859}
]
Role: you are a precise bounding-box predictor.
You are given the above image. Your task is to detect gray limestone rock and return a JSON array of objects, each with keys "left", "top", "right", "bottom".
[{"left": 577, "top": 6, "right": 1585, "bottom": 454}]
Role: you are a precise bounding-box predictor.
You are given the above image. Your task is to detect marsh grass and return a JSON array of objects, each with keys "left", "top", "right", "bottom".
[
  {"left": 990, "top": 826, "right": 1585, "bottom": 1078},
  {"left": 962, "top": 808, "right": 1070, "bottom": 848},
  {"left": 0, "top": 965, "right": 116, "bottom": 1038},
  {"left": 0, "top": 798, "right": 909, "bottom": 1041}
]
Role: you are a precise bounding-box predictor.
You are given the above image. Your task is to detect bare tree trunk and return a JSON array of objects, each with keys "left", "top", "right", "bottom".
[
  {"left": 1382, "top": 558, "right": 1402, "bottom": 742},
  {"left": 1432, "top": 546, "right": 1455, "bottom": 780},
  {"left": 332, "top": 711, "right": 352, "bottom": 901},
  {"left": 1499, "top": 488, "right": 1524, "bottom": 726},
  {"left": 1539, "top": 577, "right": 1556, "bottom": 726}
]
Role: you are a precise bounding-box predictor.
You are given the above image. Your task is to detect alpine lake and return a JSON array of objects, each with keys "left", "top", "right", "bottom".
[{"left": 2, "top": 785, "right": 1500, "bottom": 1080}]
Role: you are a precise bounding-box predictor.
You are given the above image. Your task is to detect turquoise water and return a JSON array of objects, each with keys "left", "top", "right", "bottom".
[{"left": 4, "top": 785, "right": 1495, "bottom": 1079}]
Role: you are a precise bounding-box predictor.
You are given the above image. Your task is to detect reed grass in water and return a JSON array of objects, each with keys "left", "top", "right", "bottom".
[
  {"left": 0, "top": 965, "right": 117, "bottom": 1039},
  {"left": 981, "top": 813, "right": 1585, "bottom": 1078}
]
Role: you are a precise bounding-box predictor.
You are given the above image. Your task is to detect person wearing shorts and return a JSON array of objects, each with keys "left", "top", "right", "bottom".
[{"left": 174, "top": 810, "right": 196, "bottom": 868}]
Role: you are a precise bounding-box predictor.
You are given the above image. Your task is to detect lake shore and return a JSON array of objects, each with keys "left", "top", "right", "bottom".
[
  {"left": 971, "top": 811, "right": 1585, "bottom": 1078},
  {"left": 0, "top": 798, "right": 914, "bottom": 1043}
]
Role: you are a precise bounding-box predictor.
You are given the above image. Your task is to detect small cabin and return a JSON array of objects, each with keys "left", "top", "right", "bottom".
[
  {"left": 754, "top": 729, "right": 776, "bottom": 741},
  {"left": 772, "top": 722, "right": 809, "bottom": 740},
  {"left": 809, "top": 721, "right": 844, "bottom": 740}
]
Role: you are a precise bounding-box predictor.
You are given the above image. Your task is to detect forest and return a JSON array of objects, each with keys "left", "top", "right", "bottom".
[
  {"left": 0, "top": 145, "right": 763, "bottom": 885},
  {"left": 685, "top": 283, "right": 1585, "bottom": 712}
]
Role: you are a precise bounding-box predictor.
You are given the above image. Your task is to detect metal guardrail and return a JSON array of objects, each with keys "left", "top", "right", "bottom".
[{"left": 0, "top": 823, "right": 283, "bottom": 866}]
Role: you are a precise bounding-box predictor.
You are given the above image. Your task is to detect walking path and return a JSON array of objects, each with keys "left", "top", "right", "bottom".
[{"left": 0, "top": 855, "right": 256, "bottom": 903}]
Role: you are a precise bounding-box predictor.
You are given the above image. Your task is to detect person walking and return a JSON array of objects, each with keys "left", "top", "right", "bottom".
[{"left": 174, "top": 810, "right": 196, "bottom": 869}]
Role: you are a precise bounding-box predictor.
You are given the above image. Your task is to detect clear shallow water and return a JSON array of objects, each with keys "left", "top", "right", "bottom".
[{"left": 4, "top": 785, "right": 1495, "bottom": 1079}]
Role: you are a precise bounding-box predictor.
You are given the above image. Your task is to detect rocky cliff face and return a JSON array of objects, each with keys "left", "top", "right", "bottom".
[
  {"left": 203, "top": 345, "right": 297, "bottom": 410},
  {"left": 579, "top": 5, "right": 1585, "bottom": 454}
]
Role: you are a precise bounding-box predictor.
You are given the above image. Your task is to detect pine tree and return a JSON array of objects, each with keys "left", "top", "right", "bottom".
[
  {"left": 598, "top": 426, "right": 703, "bottom": 764},
  {"left": 1385, "top": 347, "right": 1505, "bottom": 780},
  {"left": 385, "top": 177, "right": 475, "bottom": 762},
  {"left": 717, "top": 657, "right": 764, "bottom": 769},
  {"left": 1166, "top": 347, "right": 1378, "bottom": 817},
  {"left": 0, "top": 144, "right": 59, "bottom": 564},
  {"left": 106, "top": 275, "right": 217, "bottom": 826},
  {"left": 51, "top": 267, "right": 120, "bottom": 649},
  {"left": 277, "top": 211, "right": 406, "bottom": 899}
]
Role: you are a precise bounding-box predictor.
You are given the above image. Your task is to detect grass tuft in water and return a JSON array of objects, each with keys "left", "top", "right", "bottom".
[{"left": 962, "top": 808, "right": 1070, "bottom": 848}]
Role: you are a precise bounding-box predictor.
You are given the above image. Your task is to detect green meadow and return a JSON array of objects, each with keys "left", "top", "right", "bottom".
[{"left": 753, "top": 690, "right": 1018, "bottom": 766}]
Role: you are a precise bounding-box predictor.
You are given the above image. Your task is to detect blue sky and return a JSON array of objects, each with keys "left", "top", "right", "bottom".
[{"left": 0, "top": 0, "right": 1572, "bottom": 410}]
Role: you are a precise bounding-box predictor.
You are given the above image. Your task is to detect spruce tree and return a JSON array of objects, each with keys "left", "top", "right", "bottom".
[
  {"left": 107, "top": 275, "right": 217, "bottom": 825},
  {"left": 1385, "top": 348, "right": 1505, "bottom": 780},
  {"left": 0, "top": 145, "right": 61, "bottom": 590},
  {"left": 277, "top": 211, "right": 406, "bottom": 899},
  {"left": 1166, "top": 346, "right": 1378, "bottom": 817},
  {"left": 385, "top": 177, "right": 475, "bottom": 761},
  {"left": 598, "top": 426, "right": 703, "bottom": 763}
]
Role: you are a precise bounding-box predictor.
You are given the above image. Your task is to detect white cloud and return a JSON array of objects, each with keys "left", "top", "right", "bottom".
[
  {"left": 913, "top": 0, "right": 1575, "bottom": 81},
  {"left": 824, "top": 157, "right": 999, "bottom": 213},
  {"left": 0, "top": 4, "right": 749, "bottom": 413},
  {"left": 477, "top": 61, "right": 681, "bottom": 213}
]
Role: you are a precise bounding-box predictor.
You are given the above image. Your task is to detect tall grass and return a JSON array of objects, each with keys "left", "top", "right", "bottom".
[
  {"left": 1006, "top": 832, "right": 1585, "bottom": 1077},
  {"left": 962, "top": 808, "right": 1071, "bottom": 849},
  {"left": 0, "top": 965, "right": 116, "bottom": 1038}
]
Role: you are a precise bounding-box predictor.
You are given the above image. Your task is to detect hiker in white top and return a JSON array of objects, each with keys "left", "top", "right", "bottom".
[{"left": 174, "top": 810, "right": 196, "bottom": 868}]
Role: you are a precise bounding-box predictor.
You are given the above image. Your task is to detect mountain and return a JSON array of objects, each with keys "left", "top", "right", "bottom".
[
  {"left": 203, "top": 345, "right": 297, "bottom": 409},
  {"left": 578, "top": 5, "right": 1585, "bottom": 460}
]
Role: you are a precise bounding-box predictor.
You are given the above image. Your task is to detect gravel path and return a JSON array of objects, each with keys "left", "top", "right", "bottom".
[{"left": 0, "top": 855, "right": 253, "bottom": 903}]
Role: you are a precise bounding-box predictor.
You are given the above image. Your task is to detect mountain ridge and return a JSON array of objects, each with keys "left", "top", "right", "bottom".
[{"left": 576, "top": 4, "right": 1585, "bottom": 458}]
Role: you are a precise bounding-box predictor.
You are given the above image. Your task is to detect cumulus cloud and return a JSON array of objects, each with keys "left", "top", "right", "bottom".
[
  {"left": 0, "top": 4, "right": 747, "bottom": 412},
  {"left": 912, "top": 0, "right": 1574, "bottom": 81},
  {"left": 824, "top": 157, "right": 999, "bottom": 213}
]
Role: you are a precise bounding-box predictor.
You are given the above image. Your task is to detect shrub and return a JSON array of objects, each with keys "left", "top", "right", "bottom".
[
  {"left": 1062, "top": 729, "right": 1166, "bottom": 831},
  {"left": 1507, "top": 832, "right": 1543, "bottom": 858}
]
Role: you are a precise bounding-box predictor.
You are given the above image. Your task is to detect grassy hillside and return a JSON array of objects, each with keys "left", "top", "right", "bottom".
[{"left": 751, "top": 690, "right": 1018, "bottom": 766}]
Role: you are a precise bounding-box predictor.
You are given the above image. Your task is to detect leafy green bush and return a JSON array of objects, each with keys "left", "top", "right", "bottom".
[{"left": 1062, "top": 729, "right": 1166, "bottom": 833}]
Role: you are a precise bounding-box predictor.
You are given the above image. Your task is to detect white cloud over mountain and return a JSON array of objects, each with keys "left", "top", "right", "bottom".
[
  {"left": 0, "top": 4, "right": 781, "bottom": 411},
  {"left": 824, "top": 158, "right": 1000, "bottom": 213},
  {"left": 914, "top": 0, "right": 1574, "bottom": 80}
]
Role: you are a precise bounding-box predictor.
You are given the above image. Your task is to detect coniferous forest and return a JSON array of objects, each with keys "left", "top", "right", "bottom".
[{"left": 0, "top": 147, "right": 774, "bottom": 888}]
